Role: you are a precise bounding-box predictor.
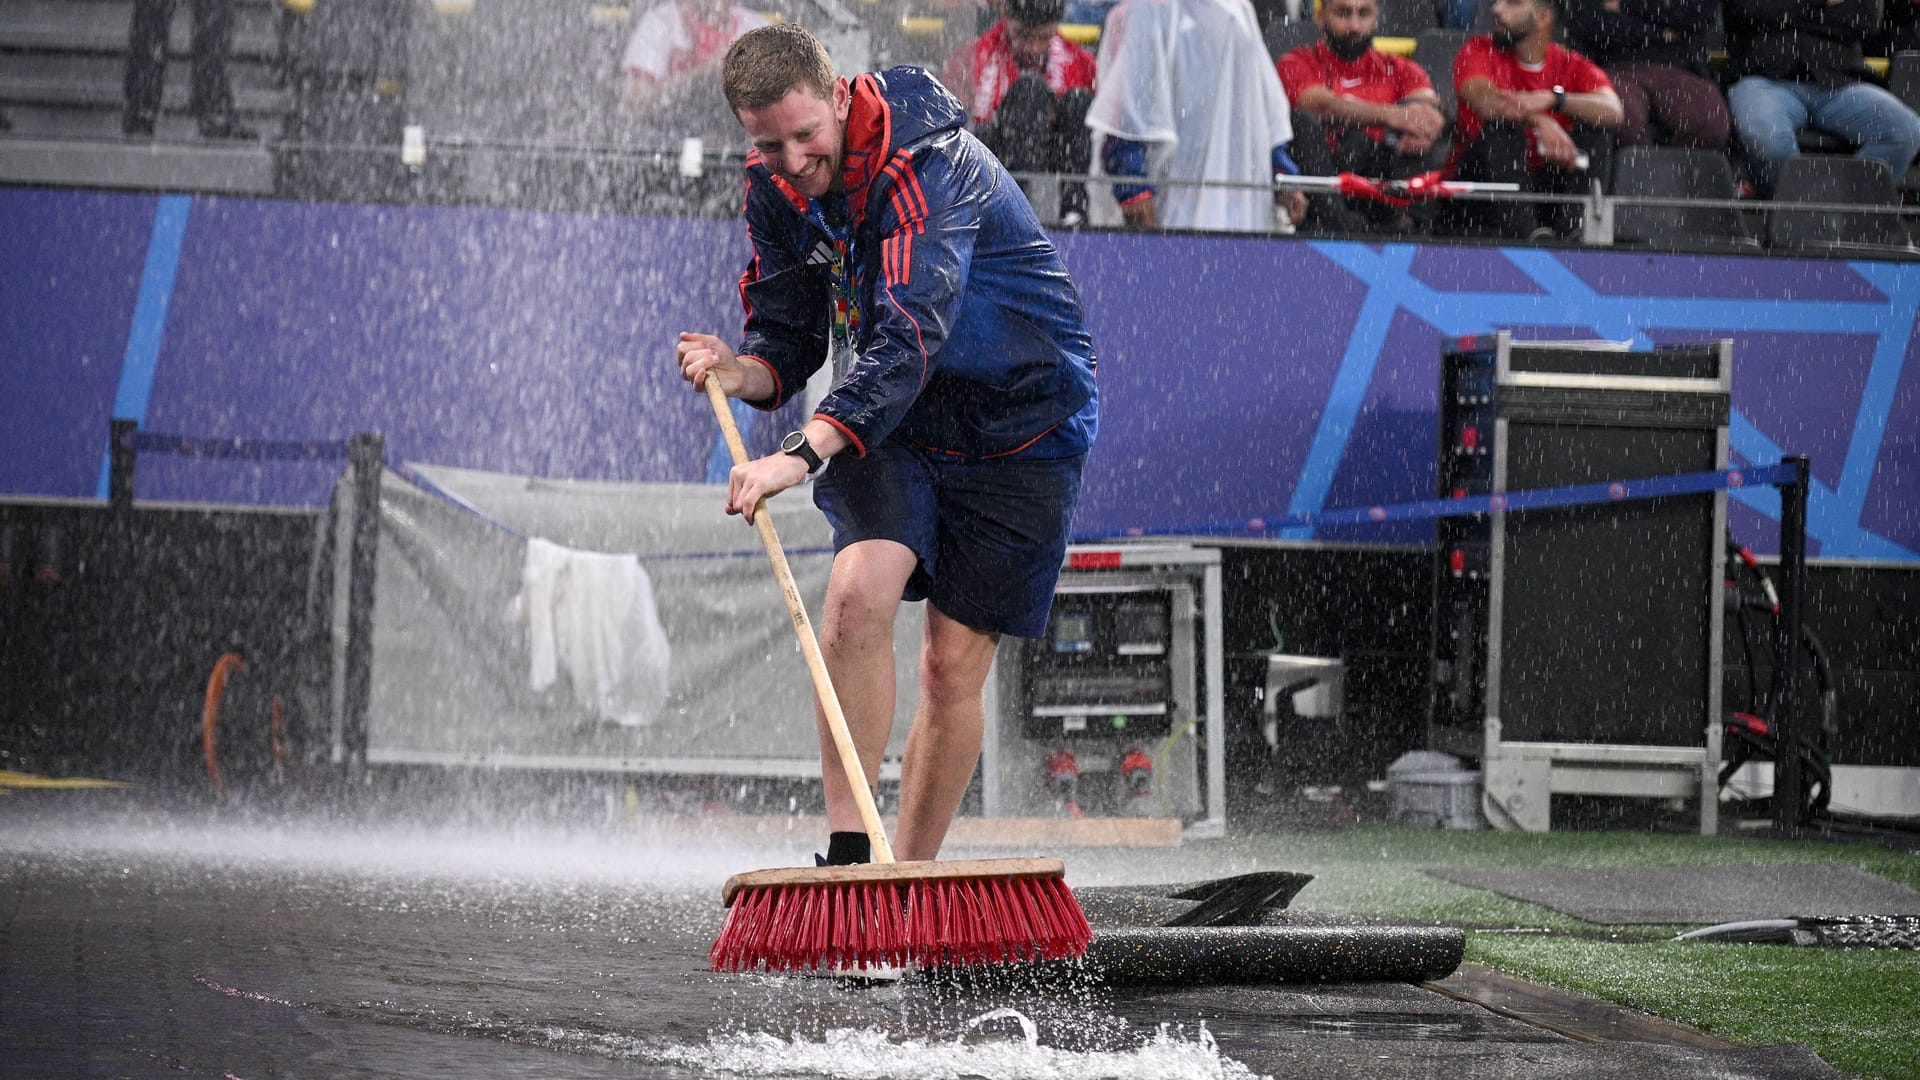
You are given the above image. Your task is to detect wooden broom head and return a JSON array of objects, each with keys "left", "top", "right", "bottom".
[
  {"left": 719, "top": 858, "right": 1068, "bottom": 905},
  {"left": 710, "top": 858, "right": 1092, "bottom": 973}
]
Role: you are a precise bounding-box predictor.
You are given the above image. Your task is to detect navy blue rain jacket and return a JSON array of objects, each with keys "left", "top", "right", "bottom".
[{"left": 734, "top": 66, "right": 1099, "bottom": 458}]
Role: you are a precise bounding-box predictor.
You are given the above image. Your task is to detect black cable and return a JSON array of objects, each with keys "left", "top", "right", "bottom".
[{"left": 1720, "top": 527, "right": 1839, "bottom": 822}]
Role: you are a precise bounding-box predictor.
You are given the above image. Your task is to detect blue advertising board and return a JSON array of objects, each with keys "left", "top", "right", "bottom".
[{"left": 3, "top": 187, "right": 1914, "bottom": 560}]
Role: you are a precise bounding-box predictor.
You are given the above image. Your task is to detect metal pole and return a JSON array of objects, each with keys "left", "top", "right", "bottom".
[
  {"left": 343, "top": 432, "right": 385, "bottom": 774},
  {"left": 1771, "top": 455, "right": 1809, "bottom": 834},
  {"left": 108, "top": 418, "right": 138, "bottom": 514}
]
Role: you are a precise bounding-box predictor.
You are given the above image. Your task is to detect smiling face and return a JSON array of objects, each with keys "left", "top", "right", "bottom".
[{"left": 737, "top": 79, "right": 851, "bottom": 200}]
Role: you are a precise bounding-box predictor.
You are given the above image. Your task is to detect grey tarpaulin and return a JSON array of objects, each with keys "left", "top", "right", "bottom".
[{"left": 318, "top": 463, "right": 923, "bottom": 773}]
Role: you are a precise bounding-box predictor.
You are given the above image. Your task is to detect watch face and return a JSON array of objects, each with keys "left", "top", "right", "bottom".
[{"left": 782, "top": 431, "right": 806, "bottom": 454}]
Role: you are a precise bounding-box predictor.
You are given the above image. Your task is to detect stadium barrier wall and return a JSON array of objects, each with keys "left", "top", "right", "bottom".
[{"left": 3, "top": 186, "right": 1915, "bottom": 562}]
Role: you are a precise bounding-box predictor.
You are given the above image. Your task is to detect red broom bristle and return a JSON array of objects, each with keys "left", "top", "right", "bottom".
[{"left": 712, "top": 873, "right": 1094, "bottom": 973}]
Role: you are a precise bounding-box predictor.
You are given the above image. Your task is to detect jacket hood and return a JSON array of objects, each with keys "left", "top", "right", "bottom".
[{"left": 838, "top": 66, "right": 968, "bottom": 206}]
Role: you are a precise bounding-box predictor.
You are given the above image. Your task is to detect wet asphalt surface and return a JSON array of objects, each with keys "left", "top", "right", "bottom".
[{"left": 0, "top": 802, "right": 1843, "bottom": 1080}]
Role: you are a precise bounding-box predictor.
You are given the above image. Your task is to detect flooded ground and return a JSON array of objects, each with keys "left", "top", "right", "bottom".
[{"left": 0, "top": 801, "right": 1841, "bottom": 1079}]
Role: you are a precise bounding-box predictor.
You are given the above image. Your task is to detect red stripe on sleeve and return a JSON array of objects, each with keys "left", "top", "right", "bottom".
[
  {"left": 737, "top": 255, "right": 757, "bottom": 315},
  {"left": 813, "top": 412, "right": 866, "bottom": 458},
  {"left": 901, "top": 163, "right": 929, "bottom": 231}
]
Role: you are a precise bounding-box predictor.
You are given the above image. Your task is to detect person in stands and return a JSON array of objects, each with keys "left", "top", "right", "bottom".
[
  {"left": 1278, "top": 0, "right": 1448, "bottom": 232},
  {"left": 619, "top": 0, "right": 771, "bottom": 135},
  {"left": 1561, "top": 0, "right": 1730, "bottom": 151},
  {"left": 122, "top": 0, "right": 254, "bottom": 139},
  {"left": 1723, "top": 0, "right": 1920, "bottom": 195},
  {"left": 945, "top": 0, "right": 1099, "bottom": 223},
  {"left": 1086, "top": 0, "right": 1306, "bottom": 232},
  {"left": 1443, "top": 0, "right": 1622, "bottom": 239}
]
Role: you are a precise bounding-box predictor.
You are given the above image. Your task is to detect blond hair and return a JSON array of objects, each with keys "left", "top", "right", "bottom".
[{"left": 722, "top": 23, "right": 837, "bottom": 112}]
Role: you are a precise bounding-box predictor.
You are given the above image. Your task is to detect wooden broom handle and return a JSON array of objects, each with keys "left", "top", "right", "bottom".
[{"left": 705, "top": 379, "right": 896, "bottom": 864}]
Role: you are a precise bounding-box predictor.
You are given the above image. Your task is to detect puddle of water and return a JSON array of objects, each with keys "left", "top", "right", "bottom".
[
  {"left": 0, "top": 812, "right": 1547, "bottom": 1079},
  {"left": 646, "top": 1016, "right": 1270, "bottom": 1080}
]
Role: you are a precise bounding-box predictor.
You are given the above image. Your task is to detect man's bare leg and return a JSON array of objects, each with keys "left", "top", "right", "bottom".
[
  {"left": 892, "top": 606, "right": 1000, "bottom": 861},
  {"left": 816, "top": 539, "right": 917, "bottom": 836}
]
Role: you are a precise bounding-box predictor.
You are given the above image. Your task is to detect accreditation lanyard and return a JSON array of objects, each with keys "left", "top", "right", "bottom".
[{"left": 808, "top": 197, "right": 863, "bottom": 372}]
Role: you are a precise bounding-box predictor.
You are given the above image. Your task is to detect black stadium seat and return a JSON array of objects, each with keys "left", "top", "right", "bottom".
[
  {"left": 1611, "top": 146, "right": 1760, "bottom": 251},
  {"left": 1413, "top": 28, "right": 1468, "bottom": 118},
  {"left": 1265, "top": 17, "right": 1322, "bottom": 62},
  {"left": 1376, "top": 0, "right": 1438, "bottom": 37},
  {"left": 1766, "top": 155, "right": 1912, "bottom": 253},
  {"left": 1888, "top": 50, "right": 1920, "bottom": 114}
]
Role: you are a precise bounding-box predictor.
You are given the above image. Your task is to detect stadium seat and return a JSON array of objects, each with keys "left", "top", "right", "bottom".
[
  {"left": 1610, "top": 146, "right": 1760, "bottom": 251},
  {"left": 1890, "top": 51, "right": 1920, "bottom": 111},
  {"left": 1376, "top": 0, "right": 1438, "bottom": 37},
  {"left": 1265, "top": 17, "right": 1321, "bottom": 62},
  {"left": 1413, "top": 28, "right": 1468, "bottom": 118},
  {"left": 1766, "top": 155, "right": 1912, "bottom": 254}
]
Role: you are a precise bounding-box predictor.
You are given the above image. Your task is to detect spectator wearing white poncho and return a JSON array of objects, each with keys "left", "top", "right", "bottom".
[{"left": 1084, "top": 0, "right": 1307, "bottom": 232}]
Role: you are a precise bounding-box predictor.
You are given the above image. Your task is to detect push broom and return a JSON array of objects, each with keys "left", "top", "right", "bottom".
[{"left": 702, "top": 380, "right": 1093, "bottom": 973}]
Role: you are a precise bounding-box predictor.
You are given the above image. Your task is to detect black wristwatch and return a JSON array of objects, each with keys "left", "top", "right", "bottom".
[
  {"left": 780, "top": 429, "right": 823, "bottom": 474},
  {"left": 1551, "top": 85, "right": 1567, "bottom": 113}
]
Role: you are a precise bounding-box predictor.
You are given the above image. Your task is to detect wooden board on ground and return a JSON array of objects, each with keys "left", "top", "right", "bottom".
[{"left": 633, "top": 814, "right": 1184, "bottom": 849}]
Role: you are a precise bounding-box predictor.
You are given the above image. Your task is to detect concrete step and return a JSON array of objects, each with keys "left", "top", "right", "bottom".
[
  {"left": 0, "top": 132, "right": 274, "bottom": 192},
  {"left": 0, "top": 0, "right": 279, "bottom": 58},
  {"left": 0, "top": 61, "right": 287, "bottom": 114},
  {"left": 1, "top": 47, "right": 283, "bottom": 93},
  {"left": 1, "top": 100, "right": 283, "bottom": 138}
]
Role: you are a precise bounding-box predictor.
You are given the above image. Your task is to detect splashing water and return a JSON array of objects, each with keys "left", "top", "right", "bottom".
[{"left": 649, "top": 1012, "right": 1270, "bottom": 1080}]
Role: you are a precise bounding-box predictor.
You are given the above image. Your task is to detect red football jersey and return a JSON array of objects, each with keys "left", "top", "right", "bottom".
[
  {"left": 1451, "top": 35, "right": 1612, "bottom": 167},
  {"left": 1277, "top": 40, "right": 1434, "bottom": 146}
]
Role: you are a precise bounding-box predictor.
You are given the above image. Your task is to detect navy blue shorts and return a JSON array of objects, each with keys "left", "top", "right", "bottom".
[{"left": 811, "top": 441, "right": 1086, "bottom": 639}]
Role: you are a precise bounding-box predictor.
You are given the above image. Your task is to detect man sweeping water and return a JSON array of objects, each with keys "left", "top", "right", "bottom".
[{"left": 677, "top": 24, "right": 1099, "bottom": 868}]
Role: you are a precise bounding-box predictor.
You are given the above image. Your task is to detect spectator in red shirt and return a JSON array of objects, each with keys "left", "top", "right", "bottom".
[
  {"left": 1442, "top": 0, "right": 1623, "bottom": 239},
  {"left": 945, "top": 0, "right": 1099, "bottom": 223},
  {"left": 1278, "top": 0, "right": 1448, "bottom": 232},
  {"left": 620, "top": 0, "right": 771, "bottom": 134}
]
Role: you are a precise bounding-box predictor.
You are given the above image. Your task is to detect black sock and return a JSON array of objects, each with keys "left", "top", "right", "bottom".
[{"left": 823, "top": 831, "right": 871, "bottom": 866}]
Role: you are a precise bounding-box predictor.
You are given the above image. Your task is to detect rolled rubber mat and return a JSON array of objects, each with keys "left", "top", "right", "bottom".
[{"left": 1084, "top": 925, "right": 1466, "bottom": 986}]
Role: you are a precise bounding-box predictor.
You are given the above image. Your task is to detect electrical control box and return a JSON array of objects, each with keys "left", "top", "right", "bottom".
[{"left": 1021, "top": 587, "right": 1176, "bottom": 740}]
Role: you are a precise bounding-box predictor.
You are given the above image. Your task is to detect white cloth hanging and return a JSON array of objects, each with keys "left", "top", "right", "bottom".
[
  {"left": 522, "top": 537, "right": 672, "bottom": 727},
  {"left": 1084, "top": 0, "right": 1295, "bottom": 233}
]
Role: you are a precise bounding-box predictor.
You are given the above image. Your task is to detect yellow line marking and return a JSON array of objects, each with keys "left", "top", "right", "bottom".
[{"left": 0, "top": 770, "right": 135, "bottom": 790}]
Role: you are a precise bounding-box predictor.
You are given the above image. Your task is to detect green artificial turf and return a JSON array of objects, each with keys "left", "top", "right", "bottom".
[
  {"left": 1065, "top": 824, "right": 1920, "bottom": 1078},
  {"left": 1467, "top": 933, "right": 1920, "bottom": 1080}
]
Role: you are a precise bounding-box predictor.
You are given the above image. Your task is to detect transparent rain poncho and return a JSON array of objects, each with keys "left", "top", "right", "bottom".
[{"left": 1085, "top": 0, "right": 1295, "bottom": 233}]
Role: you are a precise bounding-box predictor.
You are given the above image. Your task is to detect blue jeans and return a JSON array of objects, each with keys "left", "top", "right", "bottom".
[{"left": 1727, "top": 76, "right": 1920, "bottom": 193}]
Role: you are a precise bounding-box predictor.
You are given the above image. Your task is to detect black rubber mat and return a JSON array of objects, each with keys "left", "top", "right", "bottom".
[
  {"left": 1425, "top": 862, "right": 1920, "bottom": 925},
  {"left": 1075, "top": 871, "right": 1314, "bottom": 928},
  {"left": 1085, "top": 925, "right": 1465, "bottom": 985}
]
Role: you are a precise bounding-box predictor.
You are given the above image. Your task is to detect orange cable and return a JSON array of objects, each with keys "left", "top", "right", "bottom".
[{"left": 202, "top": 652, "right": 246, "bottom": 798}]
